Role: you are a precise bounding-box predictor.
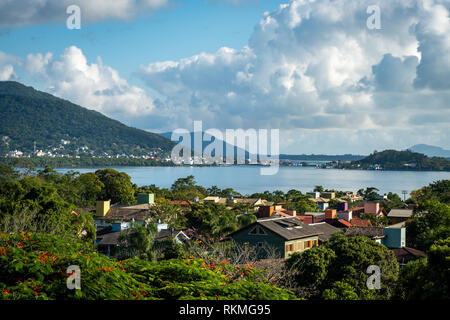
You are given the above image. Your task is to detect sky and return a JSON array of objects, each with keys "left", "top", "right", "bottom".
[{"left": 0, "top": 0, "right": 449, "bottom": 155}]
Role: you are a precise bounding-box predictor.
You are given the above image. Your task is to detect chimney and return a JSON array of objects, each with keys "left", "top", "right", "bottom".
[
  {"left": 96, "top": 200, "right": 111, "bottom": 217},
  {"left": 325, "top": 209, "right": 337, "bottom": 219},
  {"left": 258, "top": 205, "right": 274, "bottom": 218}
]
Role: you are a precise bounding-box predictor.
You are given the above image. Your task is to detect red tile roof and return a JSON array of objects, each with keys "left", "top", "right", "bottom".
[
  {"left": 337, "top": 219, "right": 352, "bottom": 227},
  {"left": 171, "top": 200, "right": 194, "bottom": 207}
]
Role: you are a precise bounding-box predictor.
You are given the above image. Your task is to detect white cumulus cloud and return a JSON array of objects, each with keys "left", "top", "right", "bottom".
[
  {"left": 137, "top": 0, "right": 450, "bottom": 152},
  {"left": 24, "top": 46, "right": 156, "bottom": 118}
]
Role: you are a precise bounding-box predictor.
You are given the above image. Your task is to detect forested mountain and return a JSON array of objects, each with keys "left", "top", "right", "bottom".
[
  {"left": 345, "top": 150, "right": 450, "bottom": 171},
  {"left": 0, "top": 81, "right": 174, "bottom": 157}
]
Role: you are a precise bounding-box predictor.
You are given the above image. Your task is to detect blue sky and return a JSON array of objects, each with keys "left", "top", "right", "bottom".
[
  {"left": 0, "top": 0, "right": 449, "bottom": 154},
  {"left": 1, "top": 0, "right": 284, "bottom": 84}
]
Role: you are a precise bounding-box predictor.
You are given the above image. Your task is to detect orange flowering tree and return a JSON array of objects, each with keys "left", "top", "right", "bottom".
[{"left": 0, "top": 232, "right": 296, "bottom": 300}]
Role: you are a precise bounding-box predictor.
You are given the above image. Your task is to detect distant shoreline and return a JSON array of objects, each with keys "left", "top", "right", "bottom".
[{"left": 3, "top": 157, "right": 449, "bottom": 172}]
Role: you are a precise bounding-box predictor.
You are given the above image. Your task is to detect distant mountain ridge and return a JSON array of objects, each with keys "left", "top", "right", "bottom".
[
  {"left": 409, "top": 144, "right": 450, "bottom": 158},
  {"left": 160, "top": 132, "right": 367, "bottom": 161},
  {"left": 0, "top": 81, "right": 174, "bottom": 157},
  {"left": 159, "top": 131, "right": 252, "bottom": 160}
]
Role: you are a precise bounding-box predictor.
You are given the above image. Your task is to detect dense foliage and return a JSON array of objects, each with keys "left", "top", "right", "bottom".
[
  {"left": 0, "top": 232, "right": 297, "bottom": 300},
  {"left": 0, "top": 165, "right": 95, "bottom": 242},
  {"left": 286, "top": 233, "right": 399, "bottom": 300},
  {"left": 406, "top": 200, "right": 450, "bottom": 251},
  {"left": 0, "top": 157, "right": 174, "bottom": 168},
  {"left": 410, "top": 180, "right": 450, "bottom": 205},
  {"left": 395, "top": 237, "right": 450, "bottom": 300}
]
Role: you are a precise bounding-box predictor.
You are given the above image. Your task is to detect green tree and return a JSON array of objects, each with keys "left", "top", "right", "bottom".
[
  {"left": 410, "top": 180, "right": 450, "bottom": 205},
  {"left": 314, "top": 186, "right": 324, "bottom": 193},
  {"left": 237, "top": 214, "right": 257, "bottom": 228},
  {"left": 357, "top": 187, "right": 381, "bottom": 201},
  {"left": 322, "top": 281, "right": 359, "bottom": 300},
  {"left": 406, "top": 199, "right": 450, "bottom": 250},
  {"left": 75, "top": 172, "right": 104, "bottom": 206},
  {"left": 286, "top": 246, "right": 336, "bottom": 296},
  {"left": 170, "top": 175, "right": 207, "bottom": 201},
  {"left": 117, "top": 222, "right": 157, "bottom": 260},
  {"left": 291, "top": 197, "right": 318, "bottom": 214},
  {"left": 95, "top": 169, "right": 135, "bottom": 205},
  {"left": 147, "top": 200, "right": 181, "bottom": 228},
  {"left": 286, "top": 233, "right": 399, "bottom": 299},
  {"left": 185, "top": 202, "right": 238, "bottom": 239},
  {"left": 395, "top": 237, "right": 450, "bottom": 300}
]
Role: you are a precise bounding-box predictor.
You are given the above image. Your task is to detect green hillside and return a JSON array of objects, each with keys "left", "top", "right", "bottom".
[
  {"left": 0, "top": 81, "right": 174, "bottom": 157},
  {"left": 344, "top": 149, "right": 450, "bottom": 171}
]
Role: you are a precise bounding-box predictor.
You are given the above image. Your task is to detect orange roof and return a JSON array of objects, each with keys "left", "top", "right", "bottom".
[
  {"left": 171, "top": 200, "right": 194, "bottom": 206},
  {"left": 337, "top": 219, "right": 352, "bottom": 227}
]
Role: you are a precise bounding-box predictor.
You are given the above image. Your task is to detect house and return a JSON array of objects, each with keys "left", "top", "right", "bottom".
[
  {"left": 94, "top": 193, "right": 155, "bottom": 227},
  {"left": 338, "top": 210, "right": 352, "bottom": 222},
  {"left": 383, "top": 225, "right": 406, "bottom": 248},
  {"left": 308, "top": 197, "right": 330, "bottom": 211},
  {"left": 154, "top": 228, "right": 190, "bottom": 244},
  {"left": 325, "top": 209, "right": 337, "bottom": 219},
  {"left": 364, "top": 202, "right": 386, "bottom": 217},
  {"left": 206, "top": 197, "right": 272, "bottom": 212},
  {"left": 171, "top": 200, "right": 196, "bottom": 208},
  {"left": 387, "top": 209, "right": 413, "bottom": 224},
  {"left": 228, "top": 216, "right": 321, "bottom": 259},
  {"left": 337, "top": 202, "right": 348, "bottom": 211},
  {"left": 306, "top": 192, "right": 321, "bottom": 199},
  {"left": 326, "top": 219, "right": 352, "bottom": 229},
  {"left": 348, "top": 206, "right": 365, "bottom": 217},
  {"left": 256, "top": 205, "right": 296, "bottom": 219},
  {"left": 321, "top": 192, "right": 335, "bottom": 199},
  {"left": 96, "top": 225, "right": 123, "bottom": 257},
  {"left": 296, "top": 215, "right": 324, "bottom": 224},
  {"left": 304, "top": 212, "right": 325, "bottom": 219},
  {"left": 350, "top": 218, "right": 372, "bottom": 227},
  {"left": 308, "top": 222, "right": 342, "bottom": 244},
  {"left": 391, "top": 247, "right": 426, "bottom": 266},
  {"left": 345, "top": 225, "right": 407, "bottom": 249},
  {"left": 296, "top": 212, "right": 325, "bottom": 224},
  {"left": 340, "top": 192, "right": 363, "bottom": 202},
  {"left": 96, "top": 223, "right": 189, "bottom": 258},
  {"left": 345, "top": 226, "right": 385, "bottom": 244},
  {"left": 203, "top": 196, "right": 222, "bottom": 203}
]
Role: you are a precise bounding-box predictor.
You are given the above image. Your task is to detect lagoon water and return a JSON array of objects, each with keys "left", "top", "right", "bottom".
[{"left": 55, "top": 166, "right": 450, "bottom": 196}]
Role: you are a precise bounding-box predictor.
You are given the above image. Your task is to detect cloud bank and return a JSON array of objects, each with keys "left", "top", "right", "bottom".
[
  {"left": 1, "top": 0, "right": 449, "bottom": 153},
  {"left": 135, "top": 0, "right": 450, "bottom": 152}
]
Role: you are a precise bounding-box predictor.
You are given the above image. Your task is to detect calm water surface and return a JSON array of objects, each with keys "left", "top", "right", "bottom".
[{"left": 55, "top": 166, "right": 450, "bottom": 196}]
